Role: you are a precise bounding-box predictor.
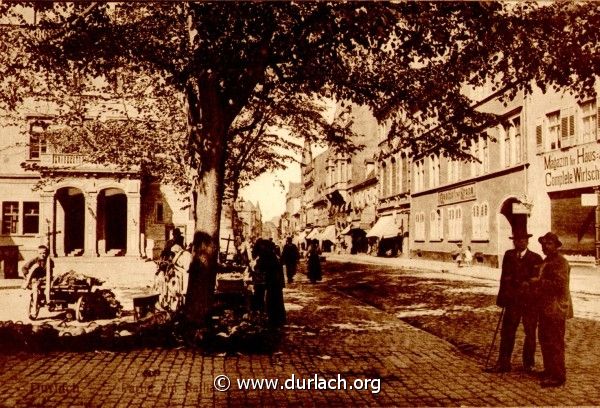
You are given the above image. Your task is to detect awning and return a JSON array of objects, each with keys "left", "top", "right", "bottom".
[
  {"left": 366, "top": 216, "right": 401, "bottom": 238},
  {"left": 294, "top": 230, "right": 307, "bottom": 244},
  {"left": 320, "top": 225, "right": 336, "bottom": 242},
  {"left": 306, "top": 228, "right": 321, "bottom": 240}
]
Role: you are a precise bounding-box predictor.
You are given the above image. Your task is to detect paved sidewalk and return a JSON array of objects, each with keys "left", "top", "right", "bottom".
[
  {"left": 324, "top": 253, "right": 600, "bottom": 296},
  {"left": 0, "top": 270, "right": 597, "bottom": 407}
]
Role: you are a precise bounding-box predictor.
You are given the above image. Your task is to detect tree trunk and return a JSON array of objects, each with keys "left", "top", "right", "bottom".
[{"left": 184, "top": 74, "right": 229, "bottom": 326}]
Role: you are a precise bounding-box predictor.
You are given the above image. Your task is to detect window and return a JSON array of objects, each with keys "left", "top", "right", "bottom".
[
  {"left": 448, "top": 206, "right": 463, "bottom": 241},
  {"left": 471, "top": 140, "right": 480, "bottom": 177},
  {"left": 513, "top": 118, "right": 522, "bottom": 163},
  {"left": 482, "top": 137, "right": 490, "bottom": 172},
  {"left": 381, "top": 162, "right": 388, "bottom": 197},
  {"left": 2, "top": 202, "right": 19, "bottom": 234},
  {"left": 503, "top": 125, "right": 511, "bottom": 167},
  {"left": 156, "top": 202, "right": 164, "bottom": 223},
  {"left": 23, "top": 202, "right": 39, "bottom": 234},
  {"left": 401, "top": 156, "right": 410, "bottom": 193},
  {"left": 472, "top": 204, "right": 480, "bottom": 239},
  {"left": 429, "top": 155, "right": 440, "bottom": 188},
  {"left": 391, "top": 158, "right": 398, "bottom": 196},
  {"left": 415, "top": 212, "right": 426, "bottom": 241},
  {"left": 560, "top": 108, "right": 575, "bottom": 148},
  {"left": 547, "top": 111, "right": 561, "bottom": 150},
  {"left": 472, "top": 202, "right": 489, "bottom": 241},
  {"left": 580, "top": 100, "right": 597, "bottom": 143},
  {"left": 29, "top": 122, "right": 48, "bottom": 160},
  {"left": 429, "top": 209, "right": 442, "bottom": 241},
  {"left": 481, "top": 202, "right": 489, "bottom": 239},
  {"left": 414, "top": 160, "right": 425, "bottom": 192},
  {"left": 447, "top": 159, "right": 460, "bottom": 184}
]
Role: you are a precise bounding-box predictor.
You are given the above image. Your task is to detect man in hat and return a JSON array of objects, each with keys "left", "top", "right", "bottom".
[
  {"left": 281, "top": 237, "right": 300, "bottom": 284},
  {"left": 486, "top": 230, "right": 543, "bottom": 373},
  {"left": 533, "top": 232, "right": 573, "bottom": 387}
]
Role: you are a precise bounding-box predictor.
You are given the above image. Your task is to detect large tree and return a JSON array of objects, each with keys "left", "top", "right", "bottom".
[{"left": 1, "top": 2, "right": 600, "bottom": 326}]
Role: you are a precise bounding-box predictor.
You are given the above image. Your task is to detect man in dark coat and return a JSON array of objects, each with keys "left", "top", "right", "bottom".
[
  {"left": 281, "top": 237, "right": 300, "bottom": 284},
  {"left": 253, "top": 239, "right": 286, "bottom": 326},
  {"left": 486, "top": 230, "right": 543, "bottom": 373},
  {"left": 534, "top": 232, "right": 573, "bottom": 388}
]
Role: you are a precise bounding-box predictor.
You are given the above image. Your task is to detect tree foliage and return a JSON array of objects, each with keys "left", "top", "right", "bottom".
[{"left": 2, "top": 1, "right": 600, "bottom": 326}]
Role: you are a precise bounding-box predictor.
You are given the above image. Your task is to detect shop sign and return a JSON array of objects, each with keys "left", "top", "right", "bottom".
[
  {"left": 512, "top": 203, "right": 531, "bottom": 214},
  {"left": 544, "top": 142, "right": 600, "bottom": 191},
  {"left": 581, "top": 193, "right": 598, "bottom": 207},
  {"left": 438, "top": 183, "right": 476, "bottom": 206}
]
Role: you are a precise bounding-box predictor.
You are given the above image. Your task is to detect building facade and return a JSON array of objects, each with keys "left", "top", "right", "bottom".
[
  {"left": 409, "top": 90, "right": 531, "bottom": 266},
  {"left": 369, "top": 121, "right": 412, "bottom": 257},
  {"left": 296, "top": 104, "right": 379, "bottom": 252},
  {"left": 1, "top": 115, "right": 196, "bottom": 264},
  {"left": 527, "top": 85, "right": 600, "bottom": 259}
]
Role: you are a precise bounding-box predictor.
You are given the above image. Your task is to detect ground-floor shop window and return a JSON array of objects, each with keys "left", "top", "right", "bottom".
[{"left": 550, "top": 190, "right": 595, "bottom": 255}]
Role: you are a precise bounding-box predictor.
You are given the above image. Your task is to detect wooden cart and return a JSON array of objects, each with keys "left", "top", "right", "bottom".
[{"left": 28, "top": 278, "right": 93, "bottom": 321}]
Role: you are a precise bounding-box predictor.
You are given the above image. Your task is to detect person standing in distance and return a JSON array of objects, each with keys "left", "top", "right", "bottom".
[{"left": 281, "top": 237, "right": 300, "bottom": 284}]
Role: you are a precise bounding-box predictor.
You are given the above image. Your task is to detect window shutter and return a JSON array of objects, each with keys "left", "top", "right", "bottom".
[
  {"left": 569, "top": 112, "right": 575, "bottom": 145},
  {"left": 597, "top": 98, "right": 600, "bottom": 139},
  {"left": 535, "top": 116, "right": 543, "bottom": 152},
  {"left": 561, "top": 116, "right": 569, "bottom": 142},
  {"left": 439, "top": 209, "right": 444, "bottom": 241}
]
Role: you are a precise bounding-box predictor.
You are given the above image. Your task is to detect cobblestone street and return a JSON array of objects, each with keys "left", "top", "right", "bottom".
[{"left": 1, "top": 260, "right": 599, "bottom": 407}]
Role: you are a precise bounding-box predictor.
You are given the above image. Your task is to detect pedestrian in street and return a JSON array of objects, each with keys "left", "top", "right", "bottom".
[
  {"left": 252, "top": 239, "right": 286, "bottom": 326},
  {"left": 158, "top": 227, "right": 185, "bottom": 273},
  {"left": 532, "top": 232, "right": 573, "bottom": 388},
  {"left": 264, "top": 244, "right": 286, "bottom": 327},
  {"left": 307, "top": 240, "right": 322, "bottom": 284},
  {"left": 238, "top": 236, "right": 252, "bottom": 265},
  {"left": 486, "top": 230, "right": 543, "bottom": 373},
  {"left": 21, "top": 245, "right": 54, "bottom": 289},
  {"left": 250, "top": 239, "right": 268, "bottom": 313},
  {"left": 281, "top": 237, "right": 300, "bottom": 284},
  {"left": 462, "top": 246, "right": 473, "bottom": 267}
]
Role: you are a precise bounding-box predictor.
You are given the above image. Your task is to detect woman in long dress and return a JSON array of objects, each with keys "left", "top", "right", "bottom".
[{"left": 307, "top": 240, "right": 322, "bottom": 284}]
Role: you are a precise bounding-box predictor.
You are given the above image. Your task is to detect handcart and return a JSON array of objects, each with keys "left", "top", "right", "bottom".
[{"left": 28, "top": 277, "right": 94, "bottom": 322}]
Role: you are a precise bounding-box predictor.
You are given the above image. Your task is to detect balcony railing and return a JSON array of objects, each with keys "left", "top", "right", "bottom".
[
  {"left": 40, "top": 153, "right": 87, "bottom": 167},
  {"left": 37, "top": 154, "right": 139, "bottom": 173}
]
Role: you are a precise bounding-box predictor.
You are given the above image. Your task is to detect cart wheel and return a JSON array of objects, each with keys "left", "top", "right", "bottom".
[
  {"left": 76, "top": 295, "right": 90, "bottom": 322},
  {"left": 28, "top": 288, "right": 40, "bottom": 321}
]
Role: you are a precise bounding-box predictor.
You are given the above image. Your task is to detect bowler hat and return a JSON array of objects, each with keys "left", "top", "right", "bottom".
[{"left": 538, "top": 232, "right": 562, "bottom": 247}]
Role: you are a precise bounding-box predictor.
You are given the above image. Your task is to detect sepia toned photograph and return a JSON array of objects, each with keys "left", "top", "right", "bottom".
[{"left": 0, "top": 1, "right": 598, "bottom": 406}]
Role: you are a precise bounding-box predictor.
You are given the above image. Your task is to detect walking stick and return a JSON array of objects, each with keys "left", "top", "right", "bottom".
[{"left": 484, "top": 307, "right": 504, "bottom": 369}]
